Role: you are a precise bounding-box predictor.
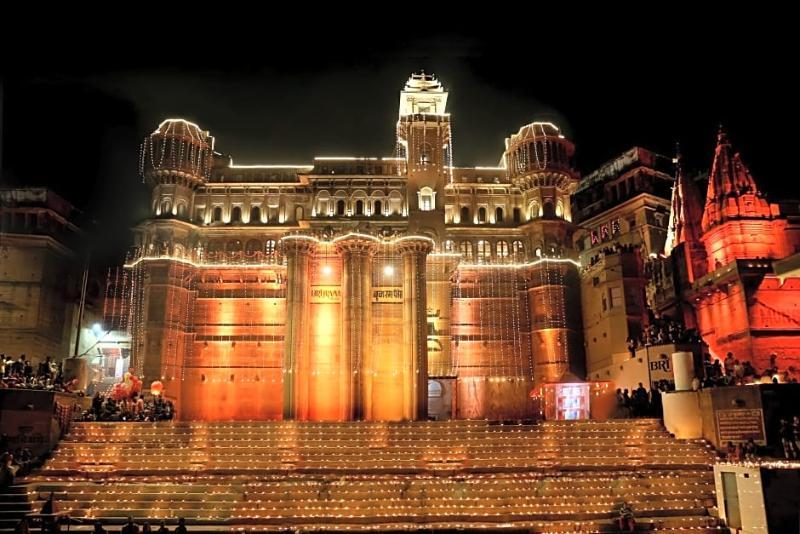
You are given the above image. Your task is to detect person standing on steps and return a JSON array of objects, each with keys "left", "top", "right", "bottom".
[{"left": 121, "top": 517, "right": 139, "bottom": 534}]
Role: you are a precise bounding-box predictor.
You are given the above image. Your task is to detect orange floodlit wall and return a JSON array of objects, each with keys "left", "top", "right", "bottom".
[
  {"left": 451, "top": 268, "right": 535, "bottom": 420},
  {"left": 181, "top": 267, "right": 285, "bottom": 420},
  {"left": 370, "top": 255, "right": 405, "bottom": 421}
]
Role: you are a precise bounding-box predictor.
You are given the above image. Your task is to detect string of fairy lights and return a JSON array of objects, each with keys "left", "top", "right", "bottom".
[
  {"left": 106, "top": 232, "right": 580, "bottom": 422},
  {"left": 140, "top": 120, "right": 212, "bottom": 181},
  {"left": 118, "top": 109, "right": 577, "bottom": 420}
]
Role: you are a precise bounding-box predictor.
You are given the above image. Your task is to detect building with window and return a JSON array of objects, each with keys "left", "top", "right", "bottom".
[{"left": 115, "top": 73, "right": 587, "bottom": 421}]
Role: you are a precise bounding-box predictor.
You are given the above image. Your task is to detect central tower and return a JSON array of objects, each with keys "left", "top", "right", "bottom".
[{"left": 396, "top": 72, "right": 452, "bottom": 237}]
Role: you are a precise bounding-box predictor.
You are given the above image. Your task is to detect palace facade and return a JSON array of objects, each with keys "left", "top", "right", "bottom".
[{"left": 119, "top": 73, "right": 584, "bottom": 421}]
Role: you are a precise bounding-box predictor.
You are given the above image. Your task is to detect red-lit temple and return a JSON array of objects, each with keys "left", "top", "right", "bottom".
[{"left": 657, "top": 130, "right": 800, "bottom": 372}]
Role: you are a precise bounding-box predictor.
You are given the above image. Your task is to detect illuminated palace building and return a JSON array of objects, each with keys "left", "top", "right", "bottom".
[
  {"left": 119, "top": 73, "right": 584, "bottom": 422},
  {"left": 116, "top": 73, "right": 800, "bottom": 421}
]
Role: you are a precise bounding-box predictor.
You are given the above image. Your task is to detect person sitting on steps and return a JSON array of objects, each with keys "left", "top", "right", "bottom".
[{"left": 617, "top": 501, "right": 635, "bottom": 532}]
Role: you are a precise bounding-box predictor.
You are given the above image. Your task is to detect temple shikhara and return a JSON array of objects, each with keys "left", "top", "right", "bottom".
[{"left": 98, "top": 73, "right": 800, "bottom": 422}]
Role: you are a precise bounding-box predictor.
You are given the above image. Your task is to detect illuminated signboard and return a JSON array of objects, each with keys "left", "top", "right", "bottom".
[
  {"left": 372, "top": 286, "right": 403, "bottom": 303},
  {"left": 310, "top": 285, "right": 341, "bottom": 303}
]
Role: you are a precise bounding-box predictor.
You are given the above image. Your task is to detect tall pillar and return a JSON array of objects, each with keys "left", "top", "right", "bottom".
[
  {"left": 426, "top": 254, "right": 460, "bottom": 377},
  {"left": 335, "top": 237, "right": 377, "bottom": 420},
  {"left": 398, "top": 238, "right": 433, "bottom": 420},
  {"left": 281, "top": 237, "right": 316, "bottom": 419},
  {"left": 524, "top": 261, "right": 583, "bottom": 385}
]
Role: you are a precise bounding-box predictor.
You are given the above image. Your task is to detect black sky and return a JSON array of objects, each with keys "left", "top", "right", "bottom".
[{"left": 1, "top": 17, "right": 796, "bottom": 266}]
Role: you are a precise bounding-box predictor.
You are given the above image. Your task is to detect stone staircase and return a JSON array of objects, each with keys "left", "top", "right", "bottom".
[{"left": 5, "top": 419, "right": 727, "bottom": 532}]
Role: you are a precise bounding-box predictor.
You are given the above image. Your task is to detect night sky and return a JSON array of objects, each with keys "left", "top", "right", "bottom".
[{"left": 1, "top": 19, "right": 795, "bottom": 266}]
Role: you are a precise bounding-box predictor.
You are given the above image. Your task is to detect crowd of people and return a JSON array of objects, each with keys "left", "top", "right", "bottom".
[
  {"left": 0, "top": 436, "right": 38, "bottom": 489},
  {"left": 12, "top": 499, "right": 191, "bottom": 534},
  {"left": 724, "top": 416, "right": 800, "bottom": 462},
  {"left": 700, "top": 352, "right": 798, "bottom": 388},
  {"left": 626, "top": 315, "right": 703, "bottom": 356},
  {"left": 0, "top": 354, "right": 79, "bottom": 393},
  {"left": 93, "top": 516, "right": 189, "bottom": 534},
  {"left": 613, "top": 380, "right": 671, "bottom": 419},
  {"left": 79, "top": 392, "right": 175, "bottom": 422},
  {"left": 585, "top": 243, "right": 639, "bottom": 269},
  {"left": 725, "top": 438, "right": 762, "bottom": 462},
  {"left": 779, "top": 416, "right": 800, "bottom": 460}
]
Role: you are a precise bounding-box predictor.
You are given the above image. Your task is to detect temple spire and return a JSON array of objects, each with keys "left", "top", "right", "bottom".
[
  {"left": 665, "top": 143, "right": 704, "bottom": 256},
  {"left": 701, "top": 127, "right": 768, "bottom": 231}
]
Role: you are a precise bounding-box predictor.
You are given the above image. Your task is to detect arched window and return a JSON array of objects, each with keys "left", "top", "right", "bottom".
[
  {"left": 459, "top": 241, "right": 473, "bottom": 260},
  {"left": 265, "top": 240, "right": 277, "bottom": 255},
  {"left": 374, "top": 200, "right": 382, "bottom": 216},
  {"left": 478, "top": 207, "right": 487, "bottom": 223},
  {"left": 460, "top": 206, "right": 470, "bottom": 223},
  {"left": 419, "top": 143, "right": 432, "bottom": 165},
  {"left": 316, "top": 191, "right": 330, "bottom": 217},
  {"left": 427, "top": 380, "right": 443, "bottom": 398},
  {"left": 212, "top": 206, "right": 223, "bottom": 222},
  {"left": 177, "top": 203, "right": 187, "bottom": 218},
  {"left": 512, "top": 240, "right": 525, "bottom": 257},
  {"left": 476, "top": 240, "right": 491, "bottom": 262},
  {"left": 231, "top": 206, "right": 242, "bottom": 223},
  {"left": 442, "top": 240, "right": 455, "bottom": 253},
  {"left": 528, "top": 200, "right": 540, "bottom": 220},
  {"left": 495, "top": 207, "right": 504, "bottom": 223},
  {"left": 160, "top": 199, "right": 171, "bottom": 216},
  {"left": 555, "top": 200, "right": 564, "bottom": 218},
  {"left": 336, "top": 200, "right": 346, "bottom": 216},
  {"left": 355, "top": 200, "right": 364, "bottom": 215},
  {"left": 513, "top": 207, "right": 521, "bottom": 224},
  {"left": 250, "top": 206, "right": 261, "bottom": 223},
  {"left": 245, "top": 240, "right": 262, "bottom": 254},
  {"left": 417, "top": 186, "right": 435, "bottom": 211},
  {"left": 388, "top": 190, "right": 403, "bottom": 215},
  {"left": 294, "top": 205, "right": 304, "bottom": 221},
  {"left": 496, "top": 240, "right": 509, "bottom": 258},
  {"left": 543, "top": 200, "right": 555, "bottom": 218}
]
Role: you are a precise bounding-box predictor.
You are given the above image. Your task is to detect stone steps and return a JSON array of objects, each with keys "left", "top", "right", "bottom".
[{"left": 9, "top": 419, "right": 725, "bottom": 533}]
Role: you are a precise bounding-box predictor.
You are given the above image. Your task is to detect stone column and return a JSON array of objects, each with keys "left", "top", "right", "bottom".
[
  {"left": 397, "top": 238, "right": 433, "bottom": 420},
  {"left": 335, "top": 237, "right": 377, "bottom": 420},
  {"left": 281, "top": 237, "right": 316, "bottom": 420},
  {"left": 426, "top": 254, "right": 460, "bottom": 377},
  {"left": 524, "top": 261, "right": 579, "bottom": 385}
]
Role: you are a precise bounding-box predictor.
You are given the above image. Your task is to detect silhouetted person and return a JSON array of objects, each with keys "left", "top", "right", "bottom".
[
  {"left": 743, "top": 438, "right": 758, "bottom": 461},
  {"left": 156, "top": 521, "right": 170, "bottom": 534},
  {"left": 780, "top": 419, "right": 798, "bottom": 459},
  {"left": 726, "top": 441, "right": 737, "bottom": 461},
  {"left": 0, "top": 453, "right": 18, "bottom": 488},
  {"left": 121, "top": 517, "right": 139, "bottom": 534},
  {"left": 622, "top": 389, "right": 631, "bottom": 417},
  {"left": 15, "top": 518, "right": 30, "bottom": 534},
  {"left": 174, "top": 518, "right": 187, "bottom": 534},
  {"left": 39, "top": 493, "right": 58, "bottom": 534},
  {"left": 93, "top": 522, "right": 107, "bottom": 534}
]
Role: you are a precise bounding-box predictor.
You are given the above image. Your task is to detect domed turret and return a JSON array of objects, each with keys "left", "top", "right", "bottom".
[
  {"left": 139, "top": 119, "right": 214, "bottom": 220},
  {"left": 503, "top": 122, "right": 579, "bottom": 222},
  {"left": 503, "top": 122, "right": 576, "bottom": 180},
  {"left": 139, "top": 119, "right": 214, "bottom": 189}
]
